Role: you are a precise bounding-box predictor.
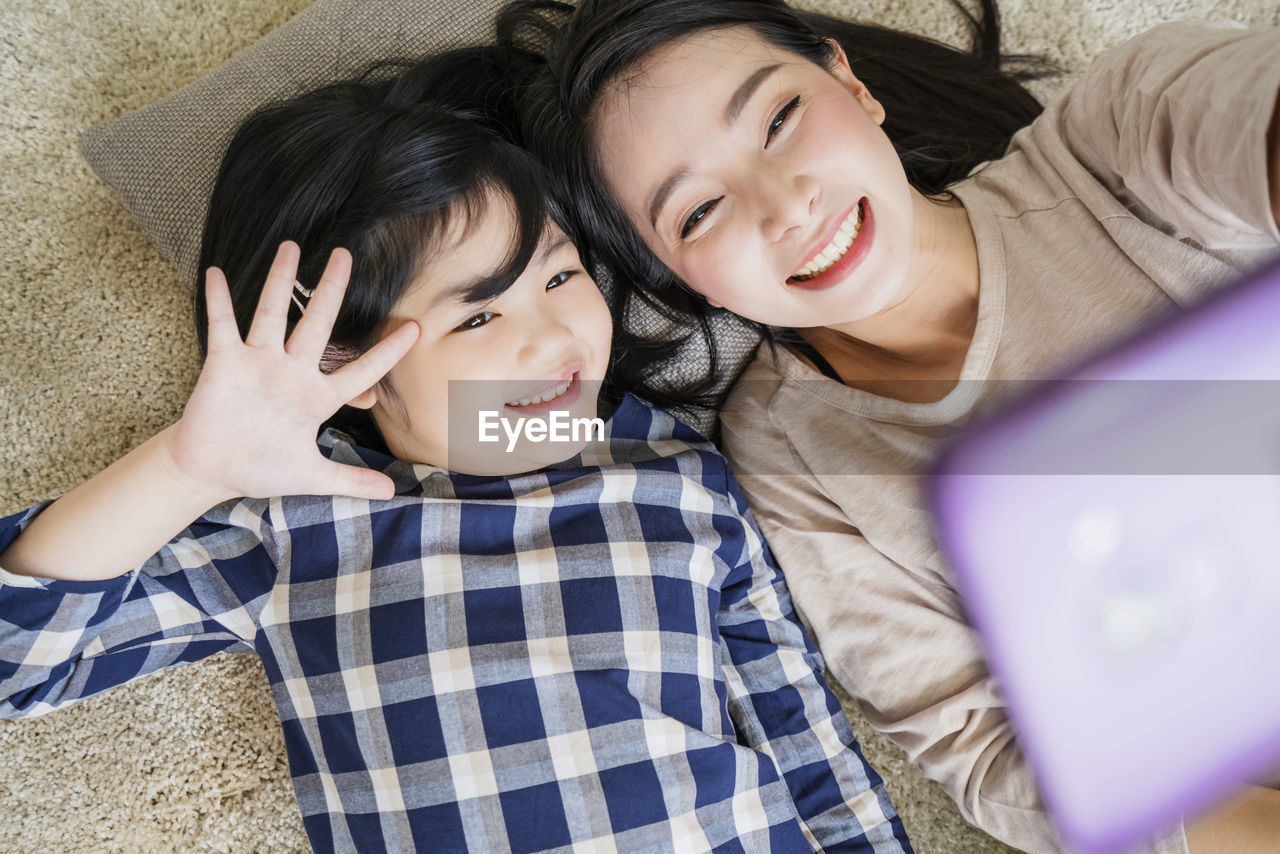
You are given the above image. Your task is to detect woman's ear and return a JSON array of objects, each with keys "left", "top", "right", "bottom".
[{"left": 825, "top": 39, "right": 887, "bottom": 126}]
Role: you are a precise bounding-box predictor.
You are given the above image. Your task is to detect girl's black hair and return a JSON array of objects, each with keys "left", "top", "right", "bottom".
[
  {"left": 197, "top": 45, "right": 571, "bottom": 450},
  {"left": 499, "top": 0, "right": 1056, "bottom": 412}
]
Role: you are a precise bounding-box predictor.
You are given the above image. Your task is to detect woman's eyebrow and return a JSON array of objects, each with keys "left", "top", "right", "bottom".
[
  {"left": 648, "top": 167, "right": 691, "bottom": 230},
  {"left": 724, "top": 64, "right": 781, "bottom": 126},
  {"left": 646, "top": 63, "right": 783, "bottom": 230}
]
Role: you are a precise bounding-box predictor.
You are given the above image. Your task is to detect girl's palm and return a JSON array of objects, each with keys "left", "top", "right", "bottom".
[{"left": 171, "top": 243, "right": 419, "bottom": 502}]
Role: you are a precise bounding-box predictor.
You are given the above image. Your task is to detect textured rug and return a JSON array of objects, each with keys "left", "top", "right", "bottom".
[{"left": 1, "top": 0, "right": 1276, "bottom": 852}]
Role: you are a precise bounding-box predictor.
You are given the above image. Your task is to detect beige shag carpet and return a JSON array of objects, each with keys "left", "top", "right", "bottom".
[{"left": 1, "top": 0, "right": 1276, "bottom": 851}]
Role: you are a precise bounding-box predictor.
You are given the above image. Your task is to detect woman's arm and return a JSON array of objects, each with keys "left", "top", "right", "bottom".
[
  {"left": 1049, "top": 22, "right": 1280, "bottom": 249},
  {"left": 730, "top": 470, "right": 1082, "bottom": 852},
  {"left": 718, "top": 392, "right": 1117, "bottom": 853},
  {"left": 1, "top": 243, "right": 418, "bottom": 581},
  {"left": 1268, "top": 88, "right": 1280, "bottom": 228},
  {"left": 1187, "top": 785, "right": 1280, "bottom": 854}
]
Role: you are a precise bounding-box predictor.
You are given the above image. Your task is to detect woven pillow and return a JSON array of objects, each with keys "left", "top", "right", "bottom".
[
  {"left": 78, "top": 0, "right": 506, "bottom": 286},
  {"left": 77, "top": 0, "right": 760, "bottom": 434}
]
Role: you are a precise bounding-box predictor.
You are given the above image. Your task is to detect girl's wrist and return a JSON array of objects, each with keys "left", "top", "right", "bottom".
[
  {"left": 153, "top": 424, "right": 241, "bottom": 510},
  {"left": 0, "top": 425, "right": 241, "bottom": 582}
]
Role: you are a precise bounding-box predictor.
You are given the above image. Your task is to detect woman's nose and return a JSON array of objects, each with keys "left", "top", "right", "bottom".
[{"left": 759, "top": 172, "right": 818, "bottom": 243}]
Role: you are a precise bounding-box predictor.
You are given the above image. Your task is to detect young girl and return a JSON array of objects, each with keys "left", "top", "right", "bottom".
[
  {"left": 502, "top": 1, "right": 1280, "bottom": 852},
  {"left": 0, "top": 47, "right": 914, "bottom": 853}
]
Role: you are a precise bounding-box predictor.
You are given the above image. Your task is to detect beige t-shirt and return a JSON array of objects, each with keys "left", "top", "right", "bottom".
[{"left": 720, "top": 22, "right": 1280, "bottom": 854}]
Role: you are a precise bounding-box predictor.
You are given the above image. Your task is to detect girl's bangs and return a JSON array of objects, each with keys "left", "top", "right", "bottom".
[{"left": 427, "top": 154, "right": 555, "bottom": 306}]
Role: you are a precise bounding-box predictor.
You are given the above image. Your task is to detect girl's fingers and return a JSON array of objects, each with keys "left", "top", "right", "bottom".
[
  {"left": 203, "top": 267, "right": 242, "bottom": 353},
  {"left": 328, "top": 320, "right": 420, "bottom": 404},
  {"left": 286, "top": 248, "right": 352, "bottom": 360},
  {"left": 318, "top": 463, "right": 398, "bottom": 502},
  {"left": 245, "top": 241, "right": 302, "bottom": 349}
]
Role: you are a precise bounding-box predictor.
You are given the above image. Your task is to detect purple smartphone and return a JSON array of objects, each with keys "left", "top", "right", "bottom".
[{"left": 929, "top": 257, "right": 1280, "bottom": 854}]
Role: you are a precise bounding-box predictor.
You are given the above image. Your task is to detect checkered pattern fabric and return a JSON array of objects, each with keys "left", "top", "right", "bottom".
[{"left": 0, "top": 395, "right": 911, "bottom": 854}]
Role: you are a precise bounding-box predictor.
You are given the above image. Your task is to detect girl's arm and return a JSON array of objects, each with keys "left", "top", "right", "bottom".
[
  {"left": 1, "top": 243, "right": 419, "bottom": 582},
  {"left": 0, "top": 427, "right": 235, "bottom": 582},
  {"left": 0, "top": 494, "right": 272, "bottom": 717}
]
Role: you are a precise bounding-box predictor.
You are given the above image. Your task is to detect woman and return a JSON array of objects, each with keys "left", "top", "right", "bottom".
[{"left": 502, "top": 0, "right": 1280, "bottom": 851}]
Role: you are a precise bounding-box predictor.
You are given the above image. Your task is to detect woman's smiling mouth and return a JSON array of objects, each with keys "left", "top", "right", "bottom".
[{"left": 787, "top": 198, "right": 873, "bottom": 290}]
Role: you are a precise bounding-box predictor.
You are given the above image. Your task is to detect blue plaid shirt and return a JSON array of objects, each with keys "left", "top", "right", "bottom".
[{"left": 0, "top": 395, "right": 912, "bottom": 853}]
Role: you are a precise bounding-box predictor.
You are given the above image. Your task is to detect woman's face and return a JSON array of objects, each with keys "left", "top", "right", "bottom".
[{"left": 594, "top": 25, "right": 918, "bottom": 329}]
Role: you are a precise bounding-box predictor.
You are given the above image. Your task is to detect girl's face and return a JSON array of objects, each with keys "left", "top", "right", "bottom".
[
  {"left": 594, "top": 25, "right": 917, "bottom": 329},
  {"left": 355, "top": 201, "right": 613, "bottom": 476}
]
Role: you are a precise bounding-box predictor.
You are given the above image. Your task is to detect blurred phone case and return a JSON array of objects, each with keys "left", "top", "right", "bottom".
[{"left": 929, "top": 257, "right": 1280, "bottom": 854}]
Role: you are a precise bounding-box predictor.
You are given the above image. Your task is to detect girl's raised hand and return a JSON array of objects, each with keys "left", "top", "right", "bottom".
[{"left": 166, "top": 242, "right": 420, "bottom": 503}]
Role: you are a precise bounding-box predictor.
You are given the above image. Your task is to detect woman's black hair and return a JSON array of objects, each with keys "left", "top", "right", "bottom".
[
  {"left": 499, "top": 0, "right": 1056, "bottom": 412},
  {"left": 197, "top": 44, "right": 570, "bottom": 450}
]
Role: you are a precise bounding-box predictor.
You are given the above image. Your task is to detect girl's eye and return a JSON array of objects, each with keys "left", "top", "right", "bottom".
[
  {"left": 766, "top": 95, "right": 802, "bottom": 145},
  {"left": 680, "top": 198, "right": 721, "bottom": 240},
  {"left": 454, "top": 311, "right": 497, "bottom": 331},
  {"left": 546, "top": 271, "right": 577, "bottom": 290}
]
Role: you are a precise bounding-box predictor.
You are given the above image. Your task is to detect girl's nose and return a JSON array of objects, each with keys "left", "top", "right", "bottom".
[
  {"left": 515, "top": 304, "right": 580, "bottom": 371},
  {"left": 759, "top": 172, "right": 819, "bottom": 243}
]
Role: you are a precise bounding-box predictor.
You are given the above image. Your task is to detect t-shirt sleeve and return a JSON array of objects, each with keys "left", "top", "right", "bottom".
[
  {"left": 1055, "top": 21, "right": 1280, "bottom": 248},
  {"left": 0, "top": 498, "right": 279, "bottom": 717}
]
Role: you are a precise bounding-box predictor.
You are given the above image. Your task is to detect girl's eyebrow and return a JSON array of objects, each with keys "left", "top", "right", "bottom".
[
  {"left": 646, "top": 63, "right": 782, "bottom": 230},
  {"left": 538, "top": 235, "right": 572, "bottom": 264},
  {"left": 426, "top": 278, "right": 487, "bottom": 312},
  {"left": 426, "top": 236, "right": 574, "bottom": 311}
]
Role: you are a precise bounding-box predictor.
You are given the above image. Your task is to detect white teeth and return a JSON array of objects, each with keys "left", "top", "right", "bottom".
[
  {"left": 792, "top": 204, "right": 864, "bottom": 280},
  {"left": 507, "top": 378, "right": 572, "bottom": 408}
]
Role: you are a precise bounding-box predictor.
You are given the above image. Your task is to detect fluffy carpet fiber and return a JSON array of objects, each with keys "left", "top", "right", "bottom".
[{"left": 1, "top": 0, "right": 1275, "bottom": 851}]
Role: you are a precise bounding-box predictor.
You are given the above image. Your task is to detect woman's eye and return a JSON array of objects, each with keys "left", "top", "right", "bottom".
[
  {"left": 766, "top": 95, "right": 802, "bottom": 145},
  {"left": 454, "top": 311, "right": 496, "bottom": 331},
  {"left": 546, "top": 271, "right": 577, "bottom": 290},
  {"left": 680, "top": 198, "right": 721, "bottom": 240}
]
